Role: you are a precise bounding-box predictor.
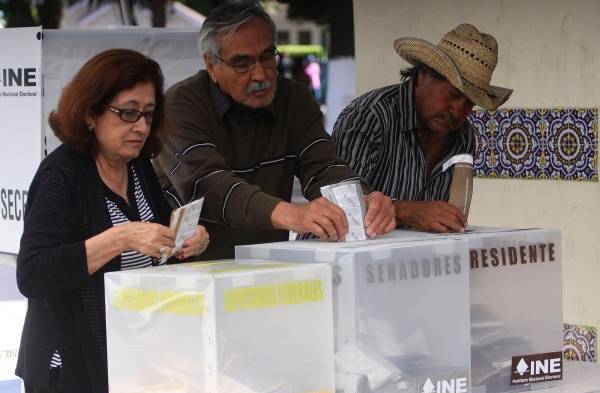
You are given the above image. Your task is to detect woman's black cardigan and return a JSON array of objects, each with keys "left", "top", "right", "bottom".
[{"left": 15, "top": 144, "right": 172, "bottom": 393}]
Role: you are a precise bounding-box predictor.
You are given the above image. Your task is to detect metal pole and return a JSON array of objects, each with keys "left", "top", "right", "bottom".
[{"left": 118, "top": 0, "right": 133, "bottom": 25}]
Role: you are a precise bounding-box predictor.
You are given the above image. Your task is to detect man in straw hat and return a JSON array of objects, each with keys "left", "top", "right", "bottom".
[{"left": 333, "top": 24, "right": 512, "bottom": 233}]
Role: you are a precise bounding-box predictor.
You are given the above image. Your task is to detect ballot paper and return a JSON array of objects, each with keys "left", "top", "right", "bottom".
[
  {"left": 161, "top": 198, "right": 204, "bottom": 263},
  {"left": 443, "top": 154, "right": 473, "bottom": 218},
  {"left": 320, "top": 180, "right": 367, "bottom": 241}
]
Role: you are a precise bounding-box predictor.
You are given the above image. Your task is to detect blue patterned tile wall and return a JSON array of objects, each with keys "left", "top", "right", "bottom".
[
  {"left": 564, "top": 323, "right": 597, "bottom": 362},
  {"left": 469, "top": 108, "right": 598, "bottom": 181}
]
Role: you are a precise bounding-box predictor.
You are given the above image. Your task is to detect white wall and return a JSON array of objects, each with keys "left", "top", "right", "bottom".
[{"left": 353, "top": 0, "right": 600, "bottom": 327}]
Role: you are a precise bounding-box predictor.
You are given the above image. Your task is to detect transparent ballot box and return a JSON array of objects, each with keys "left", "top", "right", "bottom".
[
  {"left": 236, "top": 238, "right": 471, "bottom": 393},
  {"left": 104, "top": 260, "right": 335, "bottom": 393},
  {"left": 385, "top": 227, "right": 563, "bottom": 393}
]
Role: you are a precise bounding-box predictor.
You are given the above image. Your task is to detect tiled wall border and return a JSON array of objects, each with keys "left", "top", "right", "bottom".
[{"left": 469, "top": 108, "right": 598, "bottom": 181}]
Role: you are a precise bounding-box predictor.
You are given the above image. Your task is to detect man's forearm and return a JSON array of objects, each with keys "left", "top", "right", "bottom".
[
  {"left": 392, "top": 200, "right": 467, "bottom": 233},
  {"left": 271, "top": 201, "right": 295, "bottom": 231},
  {"left": 393, "top": 200, "right": 415, "bottom": 227}
]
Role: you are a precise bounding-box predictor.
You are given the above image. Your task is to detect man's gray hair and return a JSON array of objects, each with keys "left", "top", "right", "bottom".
[{"left": 199, "top": 0, "right": 277, "bottom": 56}]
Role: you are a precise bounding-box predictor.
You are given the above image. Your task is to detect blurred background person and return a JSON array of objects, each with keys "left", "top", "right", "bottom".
[
  {"left": 278, "top": 51, "right": 293, "bottom": 78},
  {"left": 305, "top": 54, "right": 322, "bottom": 102},
  {"left": 291, "top": 55, "right": 311, "bottom": 90}
]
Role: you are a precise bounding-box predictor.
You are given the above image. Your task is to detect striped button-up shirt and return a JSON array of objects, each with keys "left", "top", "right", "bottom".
[{"left": 332, "top": 78, "right": 475, "bottom": 202}]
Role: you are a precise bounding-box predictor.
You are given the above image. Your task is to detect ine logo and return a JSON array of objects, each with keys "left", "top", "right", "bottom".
[
  {"left": 421, "top": 376, "right": 468, "bottom": 393},
  {"left": 515, "top": 357, "right": 529, "bottom": 375},
  {"left": 511, "top": 351, "right": 563, "bottom": 385},
  {"left": 0, "top": 68, "right": 37, "bottom": 87}
]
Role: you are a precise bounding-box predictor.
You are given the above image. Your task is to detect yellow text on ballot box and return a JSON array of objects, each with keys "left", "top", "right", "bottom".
[{"left": 104, "top": 260, "right": 334, "bottom": 393}]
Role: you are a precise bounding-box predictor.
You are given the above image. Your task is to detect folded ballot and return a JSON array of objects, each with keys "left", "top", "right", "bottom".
[
  {"left": 161, "top": 198, "right": 204, "bottom": 262},
  {"left": 443, "top": 154, "right": 473, "bottom": 218},
  {"left": 320, "top": 180, "right": 367, "bottom": 241}
]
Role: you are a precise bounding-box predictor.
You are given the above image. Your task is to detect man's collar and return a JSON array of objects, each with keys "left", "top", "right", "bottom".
[
  {"left": 208, "top": 78, "right": 233, "bottom": 119},
  {"left": 208, "top": 77, "right": 275, "bottom": 120},
  {"left": 398, "top": 77, "right": 419, "bottom": 132}
]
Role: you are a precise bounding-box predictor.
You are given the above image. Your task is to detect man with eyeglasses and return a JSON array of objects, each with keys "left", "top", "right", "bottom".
[{"left": 153, "top": 0, "right": 395, "bottom": 259}]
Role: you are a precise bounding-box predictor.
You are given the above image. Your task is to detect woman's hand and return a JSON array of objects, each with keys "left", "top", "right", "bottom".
[
  {"left": 121, "top": 222, "right": 176, "bottom": 258},
  {"left": 85, "top": 222, "right": 175, "bottom": 274},
  {"left": 176, "top": 225, "right": 210, "bottom": 260}
]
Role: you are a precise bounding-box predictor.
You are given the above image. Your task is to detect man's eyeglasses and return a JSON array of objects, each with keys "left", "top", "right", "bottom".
[
  {"left": 212, "top": 49, "right": 281, "bottom": 74},
  {"left": 108, "top": 106, "right": 156, "bottom": 125}
]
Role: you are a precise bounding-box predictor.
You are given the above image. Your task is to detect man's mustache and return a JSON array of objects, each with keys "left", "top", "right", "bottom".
[{"left": 245, "top": 80, "right": 272, "bottom": 95}]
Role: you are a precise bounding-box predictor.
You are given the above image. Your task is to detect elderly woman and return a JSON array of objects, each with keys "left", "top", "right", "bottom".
[{"left": 16, "top": 49, "right": 209, "bottom": 393}]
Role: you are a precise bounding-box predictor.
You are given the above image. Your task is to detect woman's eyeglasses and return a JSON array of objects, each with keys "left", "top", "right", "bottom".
[{"left": 108, "top": 106, "right": 156, "bottom": 124}]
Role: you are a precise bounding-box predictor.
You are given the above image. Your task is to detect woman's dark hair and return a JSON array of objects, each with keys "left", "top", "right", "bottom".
[{"left": 49, "top": 48, "right": 165, "bottom": 158}]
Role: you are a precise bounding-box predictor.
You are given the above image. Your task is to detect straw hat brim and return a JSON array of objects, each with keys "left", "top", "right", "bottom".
[{"left": 394, "top": 37, "right": 512, "bottom": 110}]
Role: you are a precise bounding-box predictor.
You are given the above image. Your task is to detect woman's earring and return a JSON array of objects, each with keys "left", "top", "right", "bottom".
[{"left": 88, "top": 124, "right": 95, "bottom": 132}]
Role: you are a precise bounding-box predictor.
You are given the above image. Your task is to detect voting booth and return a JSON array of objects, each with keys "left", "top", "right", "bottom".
[
  {"left": 237, "top": 238, "right": 472, "bottom": 393},
  {"left": 0, "top": 27, "right": 43, "bottom": 255},
  {"left": 104, "top": 260, "right": 335, "bottom": 393}
]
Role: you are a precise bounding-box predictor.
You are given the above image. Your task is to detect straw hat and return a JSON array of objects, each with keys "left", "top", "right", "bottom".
[{"left": 394, "top": 24, "right": 512, "bottom": 110}]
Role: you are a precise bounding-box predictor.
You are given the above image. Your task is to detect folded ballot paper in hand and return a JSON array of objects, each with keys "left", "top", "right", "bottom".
[
  {"left": 320, "top": 180, "right": 367, "bottom": 241},
  {"left": 444, "top": 154, "right": 473, "bottom": 218},
  {"left": 160, "top": 198, "right": 204, "bottom": 263}
]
